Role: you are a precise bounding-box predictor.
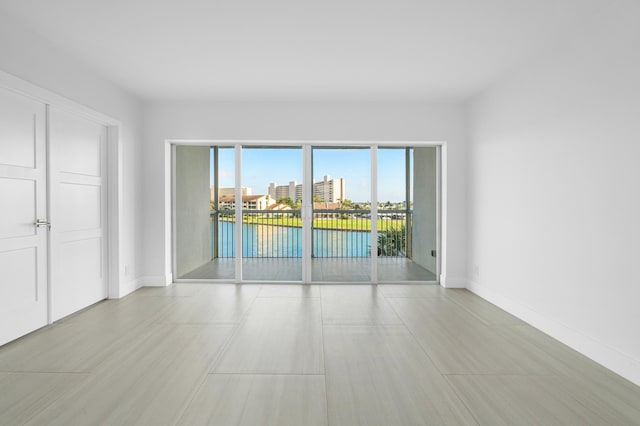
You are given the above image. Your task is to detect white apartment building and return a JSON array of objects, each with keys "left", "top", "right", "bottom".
[
  {"left": 313, "top": 175, "right": 345, "bottom": 203},
  {"left": 269, "top": 176, "right": 345, "bottom": 203}
]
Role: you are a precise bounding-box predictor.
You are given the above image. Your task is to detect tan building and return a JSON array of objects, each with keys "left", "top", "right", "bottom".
[
  {"left": 266, "top": 203, "right": 292, "bottom": 211},
  {"left": 268, "top": 181, "right": 301, "bottom": 201},
  {"left": 212, "top": 186, "right": 252, "bottom": 201}
]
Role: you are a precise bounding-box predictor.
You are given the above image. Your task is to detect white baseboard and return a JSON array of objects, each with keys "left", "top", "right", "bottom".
[
  {"left": 467, "top": 279, "right": 640, "bottom": 387},
  {"left": 139, "top": 274, "right": 173, "bottom": 287},
  {"left": 440, "top": 274, "right": 466, "bottom": 288},
  {"left": 119, "top": 277, "right": 144, "bottom": 298},
  {"left": 108, "top": 276, "right": 143, "bottom": 299}
]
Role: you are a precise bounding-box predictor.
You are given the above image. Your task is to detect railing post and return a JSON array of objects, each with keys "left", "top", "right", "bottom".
[
  {"left": 213, "top": 146, "right": 219, "bottom": 259},
  {"left": 405, "top": 147, "right": 412, "bottom": 260},
  {"left": 406, "top": 212, "right": 412, "bottom": 259}
]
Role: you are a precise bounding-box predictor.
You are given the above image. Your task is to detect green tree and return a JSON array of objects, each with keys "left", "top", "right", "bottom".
[
  {"left": 340, "top": 198, "right": 354, "bottom": 210},
  {"left": 313, "top": 194, "right": 324, "bottom": 203},
  {"left": 277, "top": 197, "right": 295, "bottom": 208}
]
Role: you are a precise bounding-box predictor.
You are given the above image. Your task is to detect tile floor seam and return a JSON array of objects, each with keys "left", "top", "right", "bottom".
[
  {"left": 170, "top": 371, "right": 215, "bottom": 426},
  {"left": 171, "top": 285, "right": 264, "bottom": 424},
  {"left": 443, "top": 372, "right": 637, "bottom": 425},
  {"left": 3, "top": 370, "right": 93, "bottom": 375},
  {"left": 383, "top": 296, "right": 444, "bottom": 299},
  {"left": 382, "top": 291, "right": 445, "bottom": 373},
  {"left": 207, "top": 372, "right": 327, "bottom": 376},
  {"left": 442, "top": 373, "right": 482, "bottom": 426},
  {"left": 235, "top": 374, "right": 258, "bottom": 426},
  {"left": 379, "top": 291, "right": 481, "bottom": 424},
  {"left": 208, "top": 295, "right": 262, "bottom": 373},
  {"left": 442, "top": 372, "right": 559, "bottom": 377},
  {"left": 442, "top": 292, "right": 495, "bottom": 327},
  {"left": 2, "top": 371, "right": 96, "bottom": 426},
  {"left": 319, "top": 286, "right": 331, "bottom": 426}
]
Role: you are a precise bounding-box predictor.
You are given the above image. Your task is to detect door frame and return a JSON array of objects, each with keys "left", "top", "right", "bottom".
[
  {"left": 0, "top": 70, "right": 124, "bottom": 309},
  {"left": 169, "top": 139, "right": 446, "bottom": 285}
]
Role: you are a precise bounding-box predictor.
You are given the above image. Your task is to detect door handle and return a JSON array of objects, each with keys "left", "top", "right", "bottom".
[{"left": 34, "top": 219, "right": 51, "bottom": 230}]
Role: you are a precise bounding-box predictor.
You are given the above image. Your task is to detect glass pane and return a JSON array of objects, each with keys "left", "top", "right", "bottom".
[
  {"left": 208, "top": 147, "right": 237, "bottom": 279},
  {"left": 175, "top": 146, "right": 235, "bottom": 279},
  {"left": 312, "top": 147, "right": 371, "bottom": 282},
  {"left": 378, "top": 147, "right": 437, "bottom": 282},
  {"left": 241, "top": 147, "right": 303, "bottom": 281}
]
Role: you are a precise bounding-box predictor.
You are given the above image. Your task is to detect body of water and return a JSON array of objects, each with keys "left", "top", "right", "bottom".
[{"left": 213, "top": 221, "right": 371, "bottom": 258}]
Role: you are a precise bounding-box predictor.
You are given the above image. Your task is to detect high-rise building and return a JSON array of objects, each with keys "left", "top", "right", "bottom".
[
  {"left": 269, "top": 181, "right": 302, "bottom": 201},
  {"left": 268, "top": 176, "right": 345, "bottom": 203},
  {"left": 313, "top": 175, "right": 345, "bottom": 203}
]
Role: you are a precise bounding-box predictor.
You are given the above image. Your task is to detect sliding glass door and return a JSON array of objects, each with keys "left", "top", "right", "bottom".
[
  {"left": 241, "top": 147, "right": 303, "bottom": 281},
  {"left": 174, "top": 143, "right": 439, "bottom": 283},
  {"left": 377, "top": 147, "right": 438, "bottom": 282},
  {"left": 311, "top": 147, "right": 372, "bottom": 282},
  {"left": 175, "top": 146, "right": 235, "bottom": 279}
]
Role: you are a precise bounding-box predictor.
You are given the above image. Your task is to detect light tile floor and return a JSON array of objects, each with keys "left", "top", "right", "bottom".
[{"left": 1, "top": 284, "right": 639, "bottom": 425}]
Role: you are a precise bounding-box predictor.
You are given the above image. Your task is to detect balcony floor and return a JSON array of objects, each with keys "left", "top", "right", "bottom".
[
  {"left": 1, "top": 283, "right": 638, "bottom": 424},
  {"left": 180, "top": 257, "right": 437, "bottom": 282}
]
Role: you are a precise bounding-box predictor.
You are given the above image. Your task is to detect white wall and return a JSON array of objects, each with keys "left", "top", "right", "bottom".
[
  {"left": 412, "top": 147, "right": 437, "bottom": 274},
  {"left": 0, "top": 14, "right": 144, "bottom": 297},
  {"left": 175, "top": 146, "right": 211, "bottom": 278},
  {"left": 142, "top": 101, "right": 467, "bottom": 286},
  {"left": 467, "top": 1, "right": 640, "bottom": 385}
]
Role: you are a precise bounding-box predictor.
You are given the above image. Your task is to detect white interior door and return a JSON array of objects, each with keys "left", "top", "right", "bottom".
[
  {"left": 49, "top": 108, "right": 107, "bottom": 321},
  {"left": 0, "top": 87, "right": 48, "bottom": 345}
]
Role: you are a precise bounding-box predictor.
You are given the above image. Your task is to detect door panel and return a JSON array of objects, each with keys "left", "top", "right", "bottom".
[
  {"left": 0, "top": 248, "right": 38, "bottom": 311},
  {"left": 0, "top": 92, "right": 38, "bottom": 169},
  {"left": 58, "top": 237, "right": 103, "bottom": 314},
  {"left": 49, "top": 108, "right": 107, "bottom": 321},
  {"left": 0, "top": 87, "right": 48, "bottom": 346},
  {"left": 57, "top": 182, "right": 102, "bottom": 231},
  {"left": 0, "top": 177, "right": 37, "bottom": 239},
  {"left": 56, "top": 117, "right": 102, "bottom": 176}
]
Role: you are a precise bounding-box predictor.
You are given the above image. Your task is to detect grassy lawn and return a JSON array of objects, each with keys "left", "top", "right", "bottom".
[{"left": 220, "top": 216, "right": 406, "bottom": 231}]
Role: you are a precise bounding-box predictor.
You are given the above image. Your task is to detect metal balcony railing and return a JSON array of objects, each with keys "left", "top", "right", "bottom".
[
  {"left": 210, "top": 210, "right": 303, "bottom": 258},
  {"left": 376, "top": 210, "right": 412, "bottom": 258},
  {"left": 243, "top": 210, "right": 303, "bottom": 258},
  {"left": 311, "top": 209, "right": 371, "bottom": 258},
  {"left": 210, "top": 210, "right": 236, "bottom": 258},
  {"left": 210, "top": 209, "right": 412, "bottom": 259}
]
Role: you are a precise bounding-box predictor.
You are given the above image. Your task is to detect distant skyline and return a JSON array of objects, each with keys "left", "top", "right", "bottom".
[{"left": 210, "top": 147, "right": 411, "bottom": 202}]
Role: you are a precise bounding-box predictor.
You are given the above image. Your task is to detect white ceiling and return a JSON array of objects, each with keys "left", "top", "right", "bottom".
[{"left": 0, "top": 0, "right": 603, "bottom": 101}]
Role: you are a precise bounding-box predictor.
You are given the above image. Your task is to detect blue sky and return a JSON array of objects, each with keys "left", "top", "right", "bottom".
[{"left": 211, "top": 147, "right": 409, "bottom": 202}]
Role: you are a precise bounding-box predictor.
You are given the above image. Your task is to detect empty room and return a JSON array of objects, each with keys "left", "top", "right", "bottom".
[{"left": 1, "top": 0, "right": 639, "bottom": 424}]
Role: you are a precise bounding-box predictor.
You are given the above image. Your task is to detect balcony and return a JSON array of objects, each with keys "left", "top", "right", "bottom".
[{"left": 179, "top": 209, "right": 436, "bottom": 282}]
